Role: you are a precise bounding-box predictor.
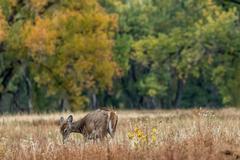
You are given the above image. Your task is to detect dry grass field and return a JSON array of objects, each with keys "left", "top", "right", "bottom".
[{"left": 1, "top": 108, "right": 240, "bottom": 160}]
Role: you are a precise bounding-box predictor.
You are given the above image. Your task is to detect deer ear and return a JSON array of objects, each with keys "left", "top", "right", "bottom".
[
  {"left": 67, "top": 115, "right": 73, "bottom": 124},
  {"left": 60, "top": 117, "right": 64, "bottom": 125}
]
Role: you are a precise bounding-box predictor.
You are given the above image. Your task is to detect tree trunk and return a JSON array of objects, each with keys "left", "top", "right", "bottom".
[
  {"left": 103, "top": 90, "right": 110, "bottom": 106},
  {"left": 24, "top": 64, "right": 33, "bottom": 113},
  {"left": 59, "top": 98, "right": 64, "bottom": 111},
  {"left": 25, "top": 77, "right": 33, "bottom": 113},
  {"left": 0, "top": 62, "right": 17, "bottom": 112},
  {"left": 150, "top": 97, "right": 157, "bottom": 109},
  {"left": 89, "top": 92, "right": 98, "bottom": 110},
  {"left": 172, "top": 79, "right": 184, "bottom": 108}
]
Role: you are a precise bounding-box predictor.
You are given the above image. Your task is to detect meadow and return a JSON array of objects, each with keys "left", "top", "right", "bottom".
[{"left": 1, "top": 108, "right": 240, "bottom": 160}]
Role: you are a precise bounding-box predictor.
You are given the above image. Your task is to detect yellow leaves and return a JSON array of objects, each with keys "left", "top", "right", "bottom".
[
  {"left": 84, "top": 75, "right": 95, "bottom": 89},
  {"left": 33, "top": 75, "right": 40, "bottom": 83},
  {"left": 95, "top": 60, "right": 116, "bottom": 88},
  {"left": 92, "top": 11, "right": 118, "bottom": 34},
  {"left": 65, "top": 80, "right": 82, "bottom": 96},
  {"left": 148, "top": 89, "right": 157, "bottom": 97},
  {"left": 53, "top": 8, "right": 118, "bottom": 91},
  {"left": 70, "top": 96, "right": 88, "bottom": 111},
  {"left": 195, "top": 0, "right": 238, "bottom": 40},
  {"left": 207, "top": 0, "right": 213, "bottom": 5},
  {"left": 52, "top": 10, "right": 83, "bottom": 30},
  {"left": 9, "top": 0, "right": 17, "bottom": 7},
  {"left": 206, "top": 15, "right": 214, "bottom": 24},
  {"left": 0, "top": 9, "right": 8, "bottom": 43},
  {"left": 201, "top": 0, "right": 237, "bottom": 23},
  {"left": 16, "top": 0, "right": 118, "bottom": 110},
  {"left": 52, "top": 7, "right": 117, "bottom": 36},
  {"left": 22, "top": 16, "right": 58, "bottom": 56},
  {"left": 63, "top": 0, "right": 98, "bottom": 10},
  {"left": 29, "top": 0, "right": 48, "bottom": 12}
]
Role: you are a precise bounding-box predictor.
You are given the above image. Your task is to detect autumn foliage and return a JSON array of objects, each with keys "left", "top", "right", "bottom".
[
  {"left": 0, "top": 0, "right": 119, "bottom": 110},
  {"left": 0, "top": 8, "right": 7, "bottom": 43}
]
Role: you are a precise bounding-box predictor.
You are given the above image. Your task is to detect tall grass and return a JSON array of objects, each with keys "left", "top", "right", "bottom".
[{"left": 1, "top": 108, "right": 240, "bottom": 160}]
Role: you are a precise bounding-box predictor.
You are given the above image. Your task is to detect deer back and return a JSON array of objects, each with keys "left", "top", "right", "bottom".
[{"left": 80, "top": 109, "right": 109, "bottom": 139}]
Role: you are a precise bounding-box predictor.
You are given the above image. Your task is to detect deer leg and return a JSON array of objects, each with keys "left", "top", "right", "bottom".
[{"left": 83, "top": 136, "right": 88, "bottom": 143}]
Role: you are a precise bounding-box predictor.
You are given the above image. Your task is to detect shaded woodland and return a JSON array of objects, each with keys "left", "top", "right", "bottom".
[{"left": 0, "top": 0, "right": 240, "bottom": 112}]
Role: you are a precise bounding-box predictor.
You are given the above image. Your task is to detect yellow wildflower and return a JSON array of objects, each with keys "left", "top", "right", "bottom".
[
  {"left": 134, "top": 127, "right": 139, "bottom": 133},
  {"left": 152, "top": 128, "right": 157, "bottom": 133},
  {"left": 152, "top": 135, "right": 157, "bottom": 143},
  {"left": 127, "top": 132, "right": 134, "bottom": 140},
  {"left": 141, "top": 135, "right": 147, "bottom": 142},
  {"left": 137, "top": 130, "right": 143, "bottom": 138}
]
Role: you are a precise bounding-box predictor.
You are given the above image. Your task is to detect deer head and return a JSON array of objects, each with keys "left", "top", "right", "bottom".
[{"left": 59, "top": 115, "right": 73, "bottom": 144}]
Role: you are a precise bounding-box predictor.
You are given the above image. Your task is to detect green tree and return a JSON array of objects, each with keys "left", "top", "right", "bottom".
[{"left": 100, "top": 0, "right": 240, "bottom": 108}]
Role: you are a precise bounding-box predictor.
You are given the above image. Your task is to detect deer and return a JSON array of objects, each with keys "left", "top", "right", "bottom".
[{"left": 59, "top": 108, "right": 118, "bottom": 144}]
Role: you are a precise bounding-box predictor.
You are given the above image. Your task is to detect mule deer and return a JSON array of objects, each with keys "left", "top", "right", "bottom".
[{"left": 59, "top": 108, "right": 118, "bottom": 143}]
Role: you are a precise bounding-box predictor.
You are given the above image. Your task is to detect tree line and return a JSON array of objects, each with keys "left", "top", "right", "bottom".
[{"left": 0, "top": 0, "right": 240, "bottom": 113}]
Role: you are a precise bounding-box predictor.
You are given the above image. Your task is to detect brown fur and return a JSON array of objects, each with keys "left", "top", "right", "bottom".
[{"left": 59, "top": 109, "right": 118, "bottom": 143}]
